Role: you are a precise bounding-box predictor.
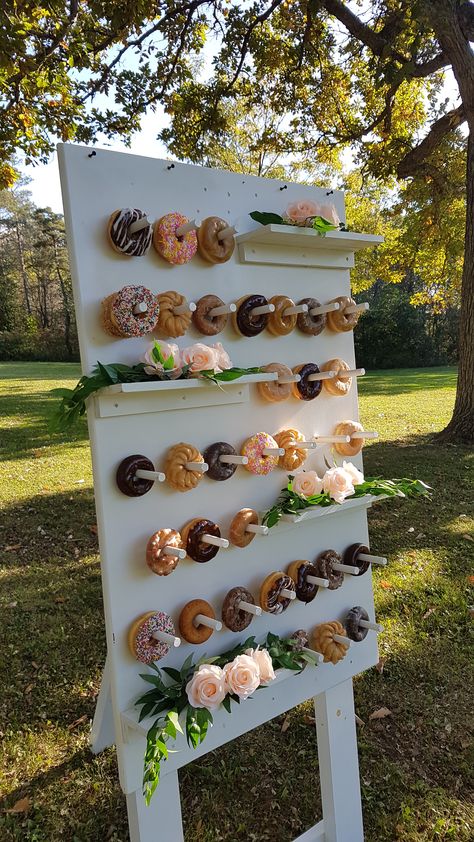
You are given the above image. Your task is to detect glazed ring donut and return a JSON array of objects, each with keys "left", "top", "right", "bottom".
[
  {"left": 222, "top": 586, "right": 256, "bottom": 632},
  {"left": 267, "top": 295, "right": 297, "bottom": 336},
  {"left": 296, "top": 297, "right": 327, "bottom": 336},
  {"left": 233, "top": 294, "right": 269, "bottom": 337},
  {"left": 116, "top": 454, "right": 155, "bottom": 497},
  {"left": 260, "top": 572, "right": 295, "bottom": 615},
  {"left": 292, "top": 363, "right": 323, "bottom": 401},
  {"left": 334, "top": 420, "right": 364, "bottom": 456},
  {"left": 327, "top": 296, "right": 360, "bottom": 332},
  {"left": 192, "top": 294, "right": 228, "bottom": 336},
  {"left": 146, "top": 528, "right": 183, "bottom": 576},
  {"left": 229, "top": 508, "right": 258, "bottom": 548},
  {"left": 164, "top": 443, "right": 205, "bottom": 492},
  {"left": 257, "top": 363, "right": 293, "bottom": 403},
  {"left": 310, "top": 621, "right": 348, "bottom": 664},
  {"left": 156, "top": 290, "right": 192, "bottom": 338},
  {"left": 345, "top": 606, "right": 369, "bottom": 642},
  {"left": 287, "top": 560, "right": 319, "bottom": 604},
  {"left": 102, "top": 285, "right": 159, "bottom": 338},
  {"left": 344, "top": 542, "right": 371, "bottom": 575},
  {"left": 153, "top": 213, "right": 197, "bottom": 265},
  {"left": 197, "top": 216, "right": 235, "bottom": 264},
  {"left": 128, "top": 611, "right": 175, "bottom": 664},
  {"left": 179, "top": 599, "right": 216, "bottom": 644},
  {"left": 320, "top": 359, "right": 352, "bottom": 396},
  {"left": 107, "top": 208, "right": 153, "bottom": 257},
  {"left": 181, "top": 518, "right": 221, "bottom": 563},
  {"left": 203, "top": 442, "right": 237, "bottom": 481},
  {"left": 314, "top": 549, "right": 344, "bottom": 590},
  {"left": 273, "top": 428, "right": 308, "bottom": 472},
  {"left": 241, "top": 432, "right": 280, "bottom": 476}
]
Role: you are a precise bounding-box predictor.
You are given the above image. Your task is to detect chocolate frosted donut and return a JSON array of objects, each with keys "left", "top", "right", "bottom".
[
  {"left": 182, "top": 518, "right": 221, "bottom": 563},
  {"left": 260, "top": 572, "right": 295, "bottom": 615},
  {"left": 116, "top": 455, "right": 155, "bottom": 497},
  {"left": 229, "top": 508, "right": 259, "bottom": 548},
  {"left": 197, "top": 216, "right": 235, "bottom": 264},
  {"left": 233, "top": 294, "right": 269, "bottom": 337},
  {"left": 314, "top": 550, "right": 344, "bottom": 590},
  {"left": 296, "top": 298, "right": 327, "bottom": 336},
  {"left": 222, "top": 587, "right": 256, "bottom": 632},
  {"left": 107, "top": 208, "right": 153, "bottom": 257},
  {"left": 292, "top": 363, "right": 323, "bottom": 401},
  {"left": 345, "top": 606, "right": 369, "bottom": 642},
  {"left": 203, "top": 442, "right": 237, "bottom": 481},
  {"left": 193, "top": 294, "right": 228, "bottom": 336},
  {"left": 287, "top": 560, "right": 319, "bottom": 603},
  {"left": 344, "top": 542, "right": 370, "bottom": 575}
]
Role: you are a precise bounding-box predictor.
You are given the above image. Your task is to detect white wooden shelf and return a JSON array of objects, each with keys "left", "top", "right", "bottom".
[
  {"left": 101, "top": 372, "right": 277, "bottom": 395},
  {"left": 236, "top": 225, "right": 383, "bottom": 269}
]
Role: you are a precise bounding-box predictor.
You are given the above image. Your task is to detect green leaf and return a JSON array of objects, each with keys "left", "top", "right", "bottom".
[
  {"left": 250, "top": 210, "right": 285, "bottom": 226},
  {"left": 162, "top": 667, "right": 182, "bottom": 683},
  {"left": 50, "top": 387, "right": 75, "bottom": 397},
  {"left": 222, "top": 695, "right": 232, "bottom": 713},
  {"left": 163, "top": 353, "right": 174, "bottom": 371},
  {"left": 97, "top": 361, "right": 120, "bottom": 383},
  {"left": 180, "top": 653, "right": 195, "bottom": 680},
  {"left": 167, "top": 709, "right": 183, "bottom": 735}
]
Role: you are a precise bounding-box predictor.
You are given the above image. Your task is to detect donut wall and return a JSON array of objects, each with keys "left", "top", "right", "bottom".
[{"left": 58, "top": 143, "right": 383, "bottom": 842}]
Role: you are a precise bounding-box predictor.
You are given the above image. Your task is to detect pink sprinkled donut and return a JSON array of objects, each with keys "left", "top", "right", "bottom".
[
  {"left": 128, "top": 610, "right": 176, "bottom": 664},
  {"left": 153, "top": 213, "right": 197, "bottom": 265},
  {"left": 241, "top": 432, "right": 280, "bottom": 476}
]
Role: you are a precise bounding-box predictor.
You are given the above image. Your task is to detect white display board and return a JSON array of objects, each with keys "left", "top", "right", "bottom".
[{"left": 58, "top": 142, "right": 383, "bottom": 842}]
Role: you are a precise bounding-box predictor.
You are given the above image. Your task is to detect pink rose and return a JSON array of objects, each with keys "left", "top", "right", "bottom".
[
  {"left": 342, "top": 461, "right": 364, "bottom": 486},
  {"left": 211, "top": 342, "right": 232, "bottom": 372},
  {"left": 181, "top": 343, "right": 219, "bottom": 372},
  {"left": 285, "top": 199, "right": 321, "bottom": 224},
  {"left": 141, "top": 341, "right": 181, "bottom": 375},
  {"left": 318, "top": 203, "right": 340, "bottom": 226},
  {"left": 185, "top": 664, "right": 227, "bottom": 712},
  {"left": 245, "top": 647, "right": 275, "bottom": 685},
  {"left": 322, "top": 466, "right": 355, "bottom": 504},
  {"left": 223, "top": 654, "right": 260, "bottom": 699},
  {"left": 292, "top": 470, "right": 323, "bottom": 498}
]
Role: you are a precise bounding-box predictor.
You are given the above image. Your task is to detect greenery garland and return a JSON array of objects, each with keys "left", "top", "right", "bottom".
[{"left": 249, "top": 210, "right": 348, "bottom": 234}]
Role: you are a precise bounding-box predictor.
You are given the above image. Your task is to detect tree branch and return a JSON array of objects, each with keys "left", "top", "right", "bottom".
[
  {"left": 220, "top": 0, "right": 285, "bottom": 97},
  {"left": 397, "top": 104, "right": 466, "bottom": 178}
]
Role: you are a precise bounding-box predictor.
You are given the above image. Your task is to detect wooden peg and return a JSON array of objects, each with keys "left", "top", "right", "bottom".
[
  {"left": 250, "top": 302, "right": 275, "bottom": 316},
  {"left": 280, "top": 588, "right": 296, "bottom": 600},
  {"left": 132, "top": 302, "right": 148, "bottom": 315},
  {"left": 277, "top": 373, "right": 301, "bottom": 384},
  {"left": 176, "top": 218, "right": 201, "bottom": 237},
  {"left": 193, "top": 614, "right": 222, "bottom": 631},
  {"left": 357, "top": 552, "right": 387, "bottom": 566},
  {"left": 305, "top": 574, "right": 330, "bottom": 588},
  {"left": 314, "top": 435, "right": 350, "bottom": 444},
  {"left": 332, "top": 562, "right": 359, "bottom": 575},
  {"left": 128, "top": 216, "right": 150, "bottom": 235},
  {"left": 219, "top": 454, "right": 248, "bottom": 465},
  {"left": 350, "top": 431, "right": 378, "bottom": 440},
  {"left": 309, "top": 301, "right": 340, "bottom": 316},
  {"left": 358, "top": 620, "right": 383, "bottom": 632},
  {"left": 162, "top": 545, "right": 187, "bottom": 560},
  {"left": 152, "top": 630, "right": 181, "bottom": 647},
  {"left": 337, "top": 368, "right": 365, "bottom": 378},
  {"left": 263, "top": 447, "right": 285, "bottom": 456},
  {"left": 209, "top": 302, "right": 236, "bottom": 317},
  {"left": 217, "top": 225, "right": 237, "bottom": 241},
  {"left": 237, "top": 600, "right": 261, "bottom": 616},
  {"left": 135, "top": 469, "right": 166, "bottom": 483},
  {"left": 245, "top": 523, "right": 268, "bottom": 535},
  {"left": 308, "top": 370, "right": 336, "bottom": 381},
  {"left": 345, "top": 302, "right": 369, "bottom": 314},
  {"left": 173, "top": 300, "right": 196, "bottom": 315},
  {"left": 185, "top": 461, "right": 208, "bottom": 472},
  {"left": 283, "top": 303, "right": 308, "bottom": 316},
  {"left": 202, "top": 534, "right": 229, "bottom": 548},
  {"left": 333, "top": 634, "right": 352, "bottom": 647}
]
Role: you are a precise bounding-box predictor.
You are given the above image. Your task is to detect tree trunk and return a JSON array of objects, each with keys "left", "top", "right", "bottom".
[
  {"left": 53, "top": 238, "right": 73, "bottom": 358},
  {"left": 14, "top": 221, "right": 32, "bottom": 316}
]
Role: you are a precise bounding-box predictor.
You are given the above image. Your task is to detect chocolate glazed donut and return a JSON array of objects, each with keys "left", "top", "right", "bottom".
[
  {"left": 234, "top": 294, "right": 269, "bottom": 337},
  {"left": 292, "top": 363, "right": 323, "bottom": 401},
  {"left": 315, "top": 549, "right": 344, "bottom": 590},
  {"left": 116, "top": 455, "right": 154, "bottom": 497},
  {"left": 288, "top": 561, "right": 319, "bottom": 603},
  {"left": 222, "top": 586, "right": 255, "bottom": 632},
  {"left": 203, "top": 442, "right": 237, "bottom": 481},
  {"left": 297, "top": 298, "right": 327, "bottom": 336},
  {"left": 344, "top": 543, "right": 371, "bottom": 575},
  {"left": 185, "top": 519, "right": 221, "bottom": 562},
  {"left": 345, "top": 606, "right": 369, "bottom": 642}
]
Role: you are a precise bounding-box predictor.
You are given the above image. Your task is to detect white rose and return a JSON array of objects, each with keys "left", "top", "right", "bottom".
[
  {"left": 322, "top": 466, "right": 355, "bottom": 504},
  {"left": 211, "top": 342, "right": 232, "bottom": 372},
  {"left": 342, "top": 461, "right": 364, "bottom": 486},
  {"left": 141, "top": 341, "right": 180, "bottom": 375},
  {"left": 185, "top": 664, "right": 227, "bottom": 712},
  {"left": 285, "top": 199, "right": 321, "bottom": 224},
  {"left": 245, "top": 647, "right": 275, "bottom": 685},
  {"left": 181, "top": 343, "right": 219, "bottom": 372},
  {"left": 318, "top": 203, "right": 340, "bottom": 226},
  {"left": 292, "top": 470, "right": 323, "bottom": 498},
  {"left": 223, "top": 654, "right": 261, "bottom": 699}
]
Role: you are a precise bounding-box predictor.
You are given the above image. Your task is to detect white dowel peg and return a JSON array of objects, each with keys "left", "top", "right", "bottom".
[
  {"left": 314, "top": 435, "right": 350, "bottom": 444},
  {"left": 277, "top": 373, "right": 301, "bottom": 384},
  {"left": 217, "top": 225, "right": 237, "bottom": 241},
  {"left": 358, "top": 620, "right": 383, "bottom": 632},
  {"left": 250, "top": 303, "right": 275, "bottom": 316},
  {"left": 302, "top": 647, "right": 324, "bottom": 663},
  {"left": 219, "top": 454, "right": 248, "bottom": 465},
  {"left": 306, "top": 574, "right": 330, "bottom": 588},
  {"left": 209, "top": 302, "right": 236, "bottom": 317},
  {"left": 245, "top": 523, "right": 268, "bottom": 535},
  {"left": 350, "top": 431, "right": 379, "bottom": 440},
  {"left": 283, "top": 303, "right": 308, "bottom": 316},
  {"left": 193, "top": 614, "right": 222, "bottom": 631},
  {"left": 128, "top": 216, "right": 150, "bottom": 234},
  {"left": 308, "top": 370, "right": 336, "bottom": 381},
  {"left": 357, "top": 552, "right": 387, "bottom": 566},
  {"left": 309, "top": 301, "right": 340, "bottom": 316},
  {"left": 280, "top": 588, "right": 296, "bottom": 600},
  {"left": 202, "top": 534, "right": 229, "bottom": 548},
  {"left": 152, "top": 630, "right": 181, "bottom": 647},
  {"left": 288, "top": 440, "right": 317, "bottom": 449},
  {"left": 237, "top": 600, "right": 262, "bottom": 616},
  {"left": 173, "top": 300, "right": 196, "bottom": 315},
  {"left": 332, "top": 562, "right": 359, "bottom": 575},
  {"left": 345, "top": 302, "right": 369, "bottom": 314},
  {"left": 135, "top": 469, "right": 166, "bottom": 483},
  {"left": 185, "top": 461, "right": 208, "bottom": 472},
  {"left": 132, "top": 302, "right": 148, "bottom": 315},
  {"left": 263, "top": 447, "right": 285, "bottom": 456},
  {"left": 162, "top": 545, "right": 187, "bottom": 560},
  {"left": 333, "top": 634, "right": 352, "bottom": 647},
  {"left": 176, "top": 218, "right": 201, "bottom": 237},
  {"left": 337, "top": 368, "right": 365, "bottom": 378}
]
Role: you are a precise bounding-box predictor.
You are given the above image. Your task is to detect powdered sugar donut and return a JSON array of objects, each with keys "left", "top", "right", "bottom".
[
  {"left": 128, "top": 611, "right": 176, "bottom": 664},
  {"left": 153, "top": 213, "right": 197, "bottom": 265},
  {"left": 102, "top": 285, "right": 159, "bottom": 338},
  {"left": 241, "top": 432, "right": 280, "bottom": 476}
]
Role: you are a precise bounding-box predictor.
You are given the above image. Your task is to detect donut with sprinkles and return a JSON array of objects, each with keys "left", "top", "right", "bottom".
[
  {"left": 128, "top": 611, "right": 176, "bottom": 664},
  {"left": 153, "top": 213, "right": 198, "bottom": 264}
]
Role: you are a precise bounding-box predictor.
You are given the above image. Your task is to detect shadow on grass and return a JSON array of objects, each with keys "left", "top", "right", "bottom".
[{"left": 359, "top": 366, "right": 457, "bottom": 397}]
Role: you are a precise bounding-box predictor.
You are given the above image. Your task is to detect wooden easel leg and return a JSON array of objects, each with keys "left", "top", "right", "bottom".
[
  {"left": 90, "top": 656, "right": 115, "bottom": 754},
  {"left": 126, "top": 771, "right": 183, "bottom": 842},
  {"left": 314, "top": 678, "right": 364, "bottom": 842}
]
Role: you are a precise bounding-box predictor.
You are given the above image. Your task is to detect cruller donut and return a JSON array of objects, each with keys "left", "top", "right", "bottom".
[
  {"left": 320, "top": 358, "right": 353, "bottom": 396},
  {"left": 296, "top": 297, "right": 327, "bottom": 336},
  {"left": 181, "top": 518, "right": 221, "bottom": 563},
  {"left": 314, "top": 549, "right": 344, "bottom": 590},
  {"left": 260, "top": 572, "right": 295, "bottom": 615},
  {"left": 257, "top": 363, "right": 293, "bottom": 403},
  {"left": 273, "top": 428, "right": 308, "bottom": 472},
  {"left": 102, "top": 285, "right": 159, "bottom": 338},
  {"left": 156, "top": 290, "right": 193, "bottom": 338},
  {"left": 292, "top": 363, "right": 323, "bottom": 401},
  {"left": 310, "top": 621, "right": 348, "bottom": 664},
  {"left": 128, "top": 611, "right": 176, "bottom": 664},
  {"left": 179, "top": 599, "right": 218, "bottom": 644},
  {"left": 153, "top": 213, "right": 197, "bottom": 264},
  {"left": 164, "top": 443, "right": 206, "bottom": 492},
  {"left": 146, "top": 528, "right": 184, "bottom": 576},
  {"left": 327, "top": 296, "right": 360, "bottom": 332},
  {"left": 197, "top": 216, "right": 235, "bottom": 264},
  {"left": 287, "top": 560, "right": 320, "bottom": 604},
  {"left": 229, "top": 508, "right": 259, "bottom": 548},
  {"left": 343, "top": 543, "right": 371, "bottom": 575},
  {"left": 334, "top": 420, "right": 364, "bottom": 456},
  {"left": 192, "top": 294, "right": 229, "bottom": 336},
  {"left": 222, "top": 586, "right": 257, "bottom": 632},
  {"left": 233, "top": 294, "right": 270, "bottom": 337},
  {"left": 241, "top": 432, "right": 280, "bottom": 476},
  {"left": 116, "top": 455, "right": 155, "bottom": 497},
  {"left": 267, "top": 295, "right": 297, "bottom": 336},
  {"left": 107, "top": 208, "right": 153, "bottom": 257}
]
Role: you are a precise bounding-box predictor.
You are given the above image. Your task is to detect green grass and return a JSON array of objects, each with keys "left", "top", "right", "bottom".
[{"left": 0, "top": 362, "right": 473, "bottom": 842}]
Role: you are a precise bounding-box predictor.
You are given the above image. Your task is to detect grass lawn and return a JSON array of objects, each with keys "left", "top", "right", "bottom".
[{"left": 0, "top": 362, "right": 472, "bottom": 842}]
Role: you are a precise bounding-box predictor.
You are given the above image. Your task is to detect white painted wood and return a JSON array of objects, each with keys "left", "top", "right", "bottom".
[
  {"left": 90, "top": 657, "right": 115, "bottom": 754},
  {"left": 293, "top": 820, "right": 326, "bottom": 841},
  {"left": 126, "top": 773, "right": 183, "bottom": 842},
  {"left": 237, "top": 241, "right": 355, "bottom": 269},
  {"left": 236, "top": 225, "right": 384, "bottom": 250}
]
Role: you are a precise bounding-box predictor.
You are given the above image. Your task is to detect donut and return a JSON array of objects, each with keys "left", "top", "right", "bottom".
[
  {"left": 241, "top": 432, "right": 280, "bottom": 476},
  {"left": 232, "top": 294, "right": 269, "bottom": 337},
  {"left": 156, "top": 290, "right": 192, "bottom": 338},
  {"left": 179, "top": 599, "right": 216, "bottom": 644},
  {"left": 192, "top": 294, "right": 228, "bottom": 336},
  {"left": 203, "top": 442, "right": 237, "bottom": 481},
  {"left": 273, "top": 429, "right": 308, "bottom": 472},
  {"left": 153, "top": 213, "right": 197, "bottom": 264},
  {"left": 146, "top": 528, "right": 183, "bottom": 576},
  {"left": 287, "top": 560, "right": 319, "bottom": 604},
  {"left": 101, "top": 285, "right": 159, "bottom": 338},
  {"left": 259, "top": 572, "right": 295, "bottom": 615},
  {"left": 314, "top": 549, "right": 344, "bottom": 590},
  {"left": 291, "top": 363, "right": 323, "bottom": 401},
  {"left": 267, "top": 295, "right": 297, "bottom": 336},
  {"left": 289, "top": 629, "right": 309, "bottom": 651},
  {"left": 181, "top": 518, "right": 221, "bottom": 563},
  {"left": 327, "top": 296, "right": 360, "bottom": 332},
  {"left": 222, "top": 586, "right": 256, "bottom": 632},
  {"left": 257, "top": 363, "right": 293, "bottom": 403},
  {"left": 107, "top": 208, "right": 153, "bottom": 257},
  {"left": 197, "top": 216, "right": 235, "bottom": 264},
  {"left": 320, "top": 359, "right": 352, "bottom": 396},
  {"left": 296, "top": 297, "right": 327, "bottom": 336},
  {"left": 345, "top": 606, "right": 369, "bottom": 642},
  {"left": 229, "top": 508, "right": 259, "bottom": 548},
  {"left": 164, "top": 443, "right": 206, "bottom": 492},
  {"left": 310, "top": 621, "right": 348, "bottom": 664},
  {"left": 334, "top": 421, "right": 364, "bottom": 456},
  {"left": 344, "top": 542, "right": 371, "bottom": 575},
  {"left": 116, "top": 455, "right": 155, "bottom": 497},
  {"left": 128, "top": 611, "right": 175, "bottom": 664}
]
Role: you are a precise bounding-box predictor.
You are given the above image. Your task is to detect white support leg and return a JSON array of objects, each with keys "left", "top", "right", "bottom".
[
  {"left": 314, "top": 679, "right": 364, "bottom": 842},
  {"left": 126, "top": 771, "right": 183, "bottom": 842},
  {"left": 90, "top": 656, "right": 115, "bottom": 754}
]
